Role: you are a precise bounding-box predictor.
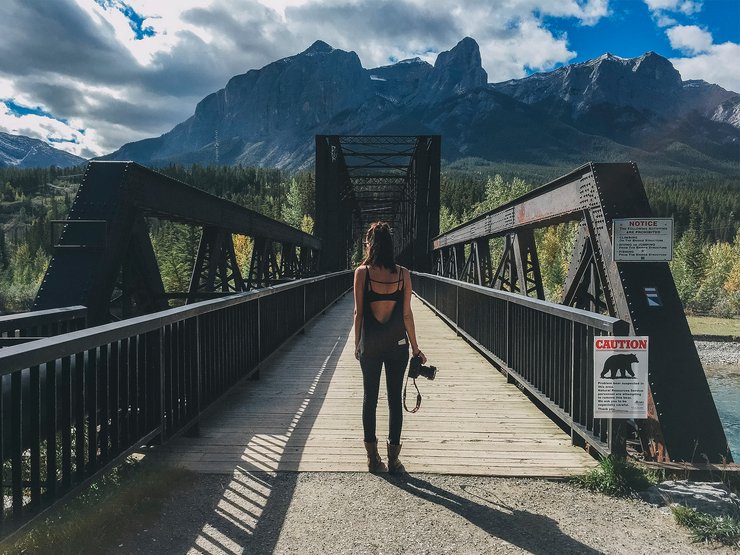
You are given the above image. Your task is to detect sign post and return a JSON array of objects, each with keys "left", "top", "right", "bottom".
[
  {"left": 612, "top": 218, "right": 673, "bottom": 262},
  {"left": 594, "top": 337, "right": 649, "bottom": 419}
]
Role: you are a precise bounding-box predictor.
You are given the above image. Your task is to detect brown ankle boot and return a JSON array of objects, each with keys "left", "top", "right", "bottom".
[
  {"left": 364, "top": 440, "right": 387, "bottom": 473},
  {"left": 387, "top": 442, "right": 406, "bottom": 474}
]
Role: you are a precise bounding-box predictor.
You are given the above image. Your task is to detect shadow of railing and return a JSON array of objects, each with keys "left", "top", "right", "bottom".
[{"left": 166, "top": 296, "right": 352, "bottom": 553}]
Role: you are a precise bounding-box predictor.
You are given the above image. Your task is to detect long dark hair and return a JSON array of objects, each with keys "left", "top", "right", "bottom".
[{"left": 362, "top": 221, "right": 396, "bottom": 272}]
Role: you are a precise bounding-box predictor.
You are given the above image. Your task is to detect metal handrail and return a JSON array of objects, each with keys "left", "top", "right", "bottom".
[
  {"left": 411, "top": 271, "right": 629, "bottom": 457},
  {"left": 0, "top": 270, "right": 353, "bottom": 538},
  {"left": 414, "top": 272, "right": 623, "bottom": 330},
  {"left": 0, "top": 272, "right": 350, "bottom": 375},
  {"left": 0, "top": 306, "right": 87, "bottom": 335}
]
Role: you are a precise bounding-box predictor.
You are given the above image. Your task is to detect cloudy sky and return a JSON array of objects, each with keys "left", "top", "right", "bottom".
[{"left": 0, "top": 0, "right": 738, "bottom": 159}]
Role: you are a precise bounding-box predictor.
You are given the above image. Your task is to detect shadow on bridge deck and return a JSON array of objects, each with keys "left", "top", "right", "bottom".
[
  {"left": 153, "top": 293, "right": 596, "bottom": 477},
  {"left": 136, "top": 293, "right": 599, "bottom": 553}
]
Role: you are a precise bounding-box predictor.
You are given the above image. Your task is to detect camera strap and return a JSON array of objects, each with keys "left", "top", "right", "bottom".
[{"left": 403, "top": 374, "right": 422, "bottom": 413}]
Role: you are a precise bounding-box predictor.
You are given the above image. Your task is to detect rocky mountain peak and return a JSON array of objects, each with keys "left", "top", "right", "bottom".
[
  {"left": 397, "top": 57, "right": 425, "bottom": 65},
  {"left": 303, "top": 40, "right": 334, "bottom": 55},
  {"left": 632, "top": 50, "right": 682, "bottom": 84},
  {"left": 102, "top": 39, "right": 738, "bottom": 172},
  {"left": 493, "top": 50, "right": 686, "bottom": 117},
  {"left": 0, "top": 131, "right": 86, "bottom": 168},
  {"left": 422, "top": 37, "right": 488, "bottom": 101}
]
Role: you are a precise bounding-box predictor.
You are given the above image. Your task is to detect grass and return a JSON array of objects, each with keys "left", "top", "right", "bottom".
[
  {"left": 570, "top": 455, "right": 660, "bottom": 497},
  {"left": 672, "top": 505, "right": 740, "bottom": 547},
  {"left": 686, "top": 315, "right": 740, "bottom": 338},
  {"left": 4, "top": 456, "right": 193, "bottom": 554},
  {"left": 572, "top": 457, "right": 740, "bottom": 547}
]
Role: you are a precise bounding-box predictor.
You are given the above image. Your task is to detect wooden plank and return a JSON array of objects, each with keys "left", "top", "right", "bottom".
[{"left": 150, "top": 294, "right": 597, "bottom": 477}]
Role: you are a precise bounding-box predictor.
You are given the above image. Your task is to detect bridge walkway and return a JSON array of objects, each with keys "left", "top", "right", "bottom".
[{"left": 152, "top": 293, "right": 597, "bottom": 477}]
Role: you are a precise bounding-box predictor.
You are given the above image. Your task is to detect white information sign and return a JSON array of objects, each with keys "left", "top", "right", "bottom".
[
  {"left": 612, "top": 218, "right": 673, "bottom": 262},
  {"left": 593, "top": 337, "right": 649, "bottom": 419}
]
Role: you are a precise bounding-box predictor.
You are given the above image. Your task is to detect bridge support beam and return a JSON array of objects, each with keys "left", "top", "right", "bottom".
[
  {"left": 35, "top": 162, "right": 320, "bottom": 324},
  {"left": 432, "top": 163, "right": 731, "bottom": 463},
  {"left": 315, "top": 135, "right": 440, "bottom": 272},
  {"left": 187, "top": 227, "right": 246, "bottom": 303}
]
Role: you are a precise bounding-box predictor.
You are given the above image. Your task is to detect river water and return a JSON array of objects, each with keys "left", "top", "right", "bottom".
[{"left": 705, "top": 363, "right": 740, "bottom": 461}]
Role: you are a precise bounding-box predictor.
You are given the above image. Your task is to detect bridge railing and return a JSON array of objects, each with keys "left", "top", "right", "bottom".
[
  {"left": 412, "top": 272, "right": 629, "bottom": 457},
  {"left": 0, "top": 307, "right": 87, "bottom": 347},
  {"left": 0, "top": 270, "right": 352, "bottom": 535}
]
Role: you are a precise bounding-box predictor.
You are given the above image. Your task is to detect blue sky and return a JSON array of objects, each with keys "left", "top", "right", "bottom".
[
  {"left": 0, "top": 0, "right": 738, "bottom": 158},
  {"left": 552, "top": 0, "right": 739, "bottom": 64}
]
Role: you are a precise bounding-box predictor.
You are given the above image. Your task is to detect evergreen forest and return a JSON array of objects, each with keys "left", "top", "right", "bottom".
[{"left": 0, "top": 163, "right": 738, "bottom": 318}]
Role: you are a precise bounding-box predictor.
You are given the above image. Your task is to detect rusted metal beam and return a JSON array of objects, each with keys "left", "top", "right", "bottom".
[
  {"left": 432, "top": 162, "right": 732, "bottom": 464},
  {"left": 34, "top": 161, "right": 319, "bottom": 324}
]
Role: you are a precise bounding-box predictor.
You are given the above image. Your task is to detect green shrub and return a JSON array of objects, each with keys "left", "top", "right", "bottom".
[
  {"left": 571, "top": 456, "right": 659, "bottom": 497},
  {"left": 672, "top": 505, "right": 740, "bottom": 547}
]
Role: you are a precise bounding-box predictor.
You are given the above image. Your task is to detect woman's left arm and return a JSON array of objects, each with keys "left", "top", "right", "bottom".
[
  {"left": 402, "top": 268, "right": 426, "bottom": 363},
  {"left": 353, "top": 266, "right": 365, "bottom": 360}
]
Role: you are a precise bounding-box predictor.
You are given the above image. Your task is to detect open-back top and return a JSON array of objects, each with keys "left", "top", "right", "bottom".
[{"left": 358, "top": 265, "right": 408, "bottom": 358}]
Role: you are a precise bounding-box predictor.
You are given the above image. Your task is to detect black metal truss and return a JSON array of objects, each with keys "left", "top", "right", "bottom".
[
  {"left": 315, "top": 135, "right": 440, "bottom": 272},
  {"left": 337, "top": 135, "right": 421, "bottom": 145},
  {"left": 34, "top": 162, "right": 320, "bottom": 324},
  {"left": 188, "top": 227, "right": 246, "bottom": 302},
  {"left": 431, "top": 162, "right": 731, "bottom": 464}
]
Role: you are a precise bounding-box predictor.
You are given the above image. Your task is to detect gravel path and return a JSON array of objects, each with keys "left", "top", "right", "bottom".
[{"left": 111, "top": 470, "right": 732, "bottom": 554}]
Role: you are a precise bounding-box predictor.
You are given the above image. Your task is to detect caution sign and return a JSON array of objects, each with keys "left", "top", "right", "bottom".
[
  {"left": 612, "top": 218, "right": 673, "bottom": 262},
  {"left": 594, "top": 337, "right": 648, "bottom": 419}
]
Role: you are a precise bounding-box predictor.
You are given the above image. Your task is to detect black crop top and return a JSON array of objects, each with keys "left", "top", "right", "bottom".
[{"left": 365, "top": 266, "right": 404, "bottom": 303}]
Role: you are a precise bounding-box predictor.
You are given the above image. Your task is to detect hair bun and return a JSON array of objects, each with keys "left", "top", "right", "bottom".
[{"left": 372, "top": 222, "right": 390, "bottom": 235}]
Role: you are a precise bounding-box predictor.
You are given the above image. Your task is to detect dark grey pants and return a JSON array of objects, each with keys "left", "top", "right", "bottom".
[{"left": 360, "top": 351, "right": 409, "bottom": 445}]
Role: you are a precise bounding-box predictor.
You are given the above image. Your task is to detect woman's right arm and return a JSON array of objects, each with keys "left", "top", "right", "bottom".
[{"left": 353, "top": 266, "right": 365, "bottom": 359}]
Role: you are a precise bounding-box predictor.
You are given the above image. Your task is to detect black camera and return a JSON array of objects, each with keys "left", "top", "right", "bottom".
[{"left": 408, "top": 355, "right": 437, "bottom": 380}]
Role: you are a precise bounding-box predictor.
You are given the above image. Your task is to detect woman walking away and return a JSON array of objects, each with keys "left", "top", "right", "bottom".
[{"left": 353, "top": 222, "right": 426, "bottom": 474}]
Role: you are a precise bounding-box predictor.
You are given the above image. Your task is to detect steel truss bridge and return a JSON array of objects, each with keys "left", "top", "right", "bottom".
[
  {"left": 0, "top": 137, "right": 733, "bottom": 541},
  {"left": 315, "top": 135, "right": 440, "bottom": 272},
  {"left": 34, "top": 162, "right": 320, "bottom": 326}
]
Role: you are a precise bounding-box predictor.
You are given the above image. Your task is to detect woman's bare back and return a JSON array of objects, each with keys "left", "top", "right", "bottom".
[{"left": 365, "top": 265, "right": 403, "bottom": 324}]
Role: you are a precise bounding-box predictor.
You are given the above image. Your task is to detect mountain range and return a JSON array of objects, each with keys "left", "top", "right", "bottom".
[
  {"left": 104, "top": 37, "right": 739, "bottom": 174},
  {"left": 10, "top": 37, "right": 740, "bottom": 174},
  {"left": 0, "top": 131, "right": 86, "bottom": 168}
]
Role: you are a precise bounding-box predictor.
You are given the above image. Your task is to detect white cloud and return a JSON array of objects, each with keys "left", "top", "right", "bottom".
[
  {"left": 666, "top": 25, "right": 713, "bottom": 54},
  {"left": 0, "top": 0, "right": 613, "bottom": 157},
  {"left": 643, "top": 0, "right": 702, "bottom": 26},
  {"left": 644, "top": 0, "right": 702, "bottom": 15},
  {"left": 662, "top": 23, "right": 740, "bottom": 92},
  {"left": 284, "top": 0, "right": 604, "bottom": 78},
  {"left": 0, "top": 104, "right": 93, "bottom": 158},
  {"left": 643, "top": 2, "right": 740, "bottom": 92},
  {"left": 671, "top": 41, "right": 740, "bottom": 92},
  {"left": 255, "top": 0, "right": 311, "bottom": 18}
]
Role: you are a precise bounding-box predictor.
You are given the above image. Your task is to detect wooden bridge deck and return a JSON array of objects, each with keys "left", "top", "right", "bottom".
[{"left": 155, "top": 293, "right": 597, "bottom": 477}]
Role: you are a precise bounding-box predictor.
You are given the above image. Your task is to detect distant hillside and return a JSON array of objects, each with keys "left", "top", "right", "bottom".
[
  {"left": 0, "top": 131, "right": 86, "bottom": 168},
  {"left": 103, "top": 37, "right": 740, "bottom": 175}
]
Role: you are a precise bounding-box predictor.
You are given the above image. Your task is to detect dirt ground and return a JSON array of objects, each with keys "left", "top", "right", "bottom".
[{"left": 107, "top": 471, "right": 734, "bottom": 555}]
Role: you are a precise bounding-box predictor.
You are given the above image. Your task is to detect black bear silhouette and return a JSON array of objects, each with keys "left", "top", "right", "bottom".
[{"left": 600, "top": 353, "right": 638, "bottom": 379}]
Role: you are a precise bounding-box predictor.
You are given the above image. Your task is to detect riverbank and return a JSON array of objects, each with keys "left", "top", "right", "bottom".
[{"left": 696, "top": 340, "right": 740, "bottom": 368}]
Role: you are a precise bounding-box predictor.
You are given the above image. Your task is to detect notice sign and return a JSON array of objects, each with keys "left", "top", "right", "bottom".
[
  {"left": 594, "top": 337, "right": 649, "bottom": 419},
  {"left": 612, "top": 218, "right": 673, "bottom": 262}
]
